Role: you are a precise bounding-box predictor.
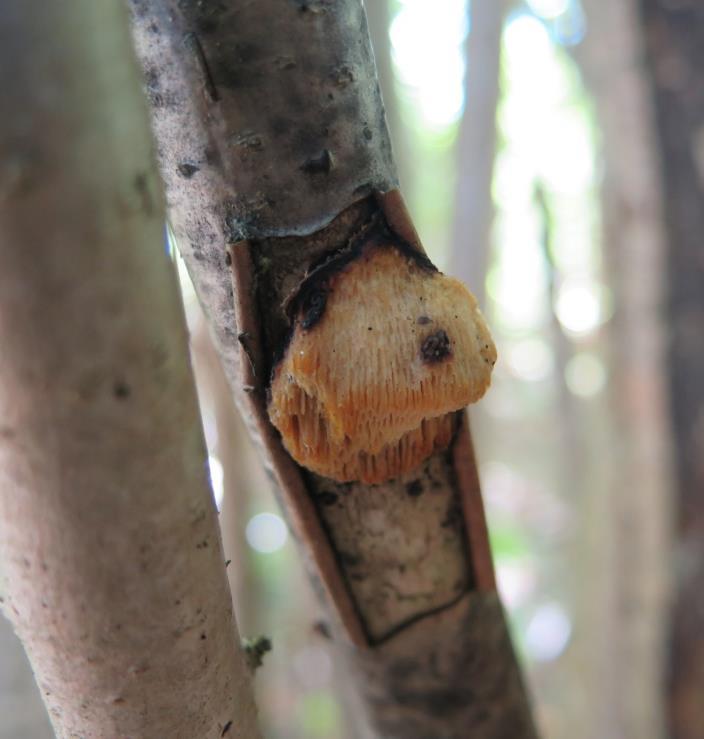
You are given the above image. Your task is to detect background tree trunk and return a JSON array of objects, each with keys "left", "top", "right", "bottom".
[
  {"left": 0, "top": 3, "right": 259, "bottom": 737},
  {"left": 365, "top": 0, "right": 412, "bottom": 196},
  {"left": 0, "top": 620, "right": 52, "bottom": 739},
  {"left": 573, "top": 1, "right": 675, "bottom": 737},
  {"left": 638, "top": 3, "right": 704, "bottom": 738},
  {"left": 450, "top": 0, "right": 506, "bottom": 306},
  {"left": 129, "top": 1, "right": 538, "bottom": 736}
]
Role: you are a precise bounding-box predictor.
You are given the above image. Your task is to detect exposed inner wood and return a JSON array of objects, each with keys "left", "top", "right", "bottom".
[{"left": 308, "top": 448, "right": 471, "bottom": 641}]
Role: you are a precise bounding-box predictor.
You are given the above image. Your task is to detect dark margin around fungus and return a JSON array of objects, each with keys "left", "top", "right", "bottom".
[{"left": 283, "top": 205, "right": 438, "bottom": 334}]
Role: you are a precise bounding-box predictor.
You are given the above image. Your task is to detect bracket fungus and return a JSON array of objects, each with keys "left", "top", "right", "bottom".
[{"left": 268, "top": 240, "right": 496, "bottom": 484}]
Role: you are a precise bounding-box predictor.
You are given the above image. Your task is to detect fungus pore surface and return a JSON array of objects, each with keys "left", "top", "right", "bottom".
[{"left": 268, "top": 244, "right": 496, "bottom": 484}]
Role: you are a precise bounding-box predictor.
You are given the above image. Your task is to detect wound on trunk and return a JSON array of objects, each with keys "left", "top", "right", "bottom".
[{"left": 267, "top": 238, "right": 496, "bottom": 484}]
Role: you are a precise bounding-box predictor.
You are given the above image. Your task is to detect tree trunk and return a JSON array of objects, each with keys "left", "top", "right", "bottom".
[
  {"left": 450, "top": 0, "right": 506, "bottom": 306},
  {"left": 190, "top": 310, "right": 260, "bottom": 633},
  {"left": 572, "top": 2, "right": 675, "bottom": 736},
  {"left": 129, "top": 1, "right": 537, "bottom": 736},
  {"left": 0, "top": 3, "right": 260, "bottom": 737},
  {"left": 365, "top": 0, "right": 412, "bottom": 196},
  {"left": 638, "top": 3, "right": 704, "bottom": 738}
]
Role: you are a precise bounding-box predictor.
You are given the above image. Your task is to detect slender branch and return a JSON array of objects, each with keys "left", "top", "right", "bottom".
[
  {"left": 129, "top": 1, "right": 537, "bottom": 735},
  {"left": 0, "top": 3, "right": 259, "bottom": 737}
]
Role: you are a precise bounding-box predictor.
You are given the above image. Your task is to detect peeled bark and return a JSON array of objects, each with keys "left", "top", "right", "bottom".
[
  {"left": 129, "top": 1, "right": 537, "bottom": 736},
  {"left": 0, "top": 3, "right": 259, "bottom": 737}
]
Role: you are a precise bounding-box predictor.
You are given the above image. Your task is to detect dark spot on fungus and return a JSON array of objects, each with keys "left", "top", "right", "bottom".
[
  {"left": 300, "top": 149, "right": 333, "bottom": 174},
  {"left": 406, "top": 479, "right": 423, "bottom": 497},
  {"left": 177, "top": 162, "right": 199, "bottom": 178},
  {"left": 420, "top": 330, "right": 452, "bottom": 364},
  {"left": 221, "top": 720, "right": 233, "bottom": 736},
  {"left": 301, "top": 288, "right": 327, "bottom": 329},
  {"left": 200, "top": 632, "right": 207, "bottom": 640},
  {"left": 417, "top": 315, "right": 432, "bottom": 325},
  {"left": 225, "top": 252, "right": 232, "bottom": 266},
  {"left": 113, "top": 381, "right": 131, "bottom": 400}
]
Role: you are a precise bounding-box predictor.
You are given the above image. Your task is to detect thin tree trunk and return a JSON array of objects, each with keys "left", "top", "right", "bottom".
[
  {"left": 450, "top": 0, "right": 506, "bottom": 305},
  {"left": 638, "top": 3, "right": 704, "bottom": 738},
  {"left": 190, "top": 311, "right": 259, "bottom": 633},
  {"left": 0, "top": 3, "right": 260, "bottom": 737},
  {"left": 129, "top": 1, "right": 537, "bottom": 736},
  {"left": 365, "top": 0, "right": 412, "bottom": 196},
  {"left": 571, "top": 3, "right": 674, "bottom": 737}
]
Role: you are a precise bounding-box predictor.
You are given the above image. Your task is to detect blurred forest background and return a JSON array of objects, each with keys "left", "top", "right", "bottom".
[{"left": 2, "top": 0, "right": 701, "bottom": 737}]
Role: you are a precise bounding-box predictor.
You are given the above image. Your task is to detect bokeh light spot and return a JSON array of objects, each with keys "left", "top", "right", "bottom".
[
  {"left": 246, "top": 512, "right": 288, "bottom": 554},
  {"left": 525, "top": 602, "right": 572, "bottom": 662}
]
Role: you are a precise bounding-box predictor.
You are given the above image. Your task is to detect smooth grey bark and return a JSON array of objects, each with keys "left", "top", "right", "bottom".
[
  {"left": 0, "top": 2, "right": 259, "bottom": 737},
  {"left": 129, "top": 1, "right": 538, "bottom": 736}
]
